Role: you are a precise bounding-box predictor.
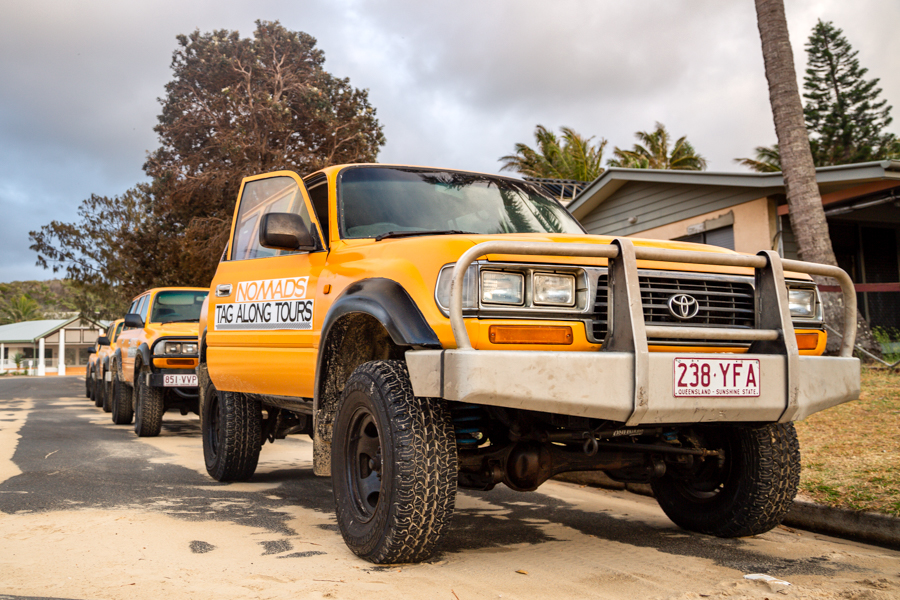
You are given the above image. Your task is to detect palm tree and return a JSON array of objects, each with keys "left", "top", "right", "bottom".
[
  {"left": 608, "top": 122, "right": 707, "bottom": 171},
  {"left": 500, "top": 125, "right": 606, "bottom": 182},
  {"left": 754, "top": 0, "right": 878, "bottom": 355},
  {"left": 0, "top": 295, "right": 43, "bottom": 324},
  {"left": 735, "top": 145, "right": 782, "bottom": 173}
]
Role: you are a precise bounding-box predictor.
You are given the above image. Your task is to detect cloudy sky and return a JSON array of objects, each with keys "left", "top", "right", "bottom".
[{"left": 1, "top": 0, "right": 898, "bottom": 282}]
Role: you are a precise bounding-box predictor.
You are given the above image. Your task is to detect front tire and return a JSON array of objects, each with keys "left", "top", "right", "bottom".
[
  {"left": 111, "top": 372, "right": 133, "bottom": 424},
  {"left": 650, "top": 423, "right": 800, "bottom": 538},
  {"left": 332, "top": 360, "right": 457, "bottom": 564},
  {"left": 134, "top": 372, "right": 164, "bottom": 437},
  {"left": 202, "top": 384, "right": 262, "bottom": 482}
]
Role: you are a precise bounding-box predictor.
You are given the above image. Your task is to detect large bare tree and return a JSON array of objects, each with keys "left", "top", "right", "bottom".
[{"left": 754, "top": 0, "right": 878, "bottom": 355}]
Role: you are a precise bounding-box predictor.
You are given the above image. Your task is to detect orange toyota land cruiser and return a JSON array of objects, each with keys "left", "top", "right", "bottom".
[
  {"left": 87, "top": 318, "right": 124, "bottom": 411},
  {"left": 111, "top": 287, "right": 209, "bottom": 436},
  {"left": 197, "top": 165, "right": 860, "bottom": 564}
]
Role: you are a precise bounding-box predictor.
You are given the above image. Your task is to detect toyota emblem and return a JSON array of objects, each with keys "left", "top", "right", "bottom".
[{"left": 667, "top": 294, "right": 700, "bottom": 320}]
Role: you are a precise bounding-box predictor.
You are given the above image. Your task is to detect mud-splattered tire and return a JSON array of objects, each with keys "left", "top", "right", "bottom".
[
  {"left": 85, "top": 374, "right": 91, "bottom": 398},
  {"left": 650, "top": 423, "right": 800, "bottom": 538},
  {"left": 332, "top": 360, "right": 457, "bottom": 564},
  {"left": 134, "top": 372, "right": 164, "bottom": 437},
  {"left": 111, "top": 372, "right": 133, "bottom": 424},
  {"left": 202, "top": 384, "right": 262, "bottom": 482}
]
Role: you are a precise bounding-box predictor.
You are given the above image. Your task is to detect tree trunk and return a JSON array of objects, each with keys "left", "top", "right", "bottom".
[{"left": 754, "top": 0, "right": 880, "bottom": 357}]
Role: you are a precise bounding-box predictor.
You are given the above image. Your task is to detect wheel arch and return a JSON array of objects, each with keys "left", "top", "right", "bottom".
[{"left": 311, "top": 278, "right": 441, "bottom": 476}]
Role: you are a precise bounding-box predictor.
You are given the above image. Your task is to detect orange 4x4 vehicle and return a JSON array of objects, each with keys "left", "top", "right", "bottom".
[
  {"left": 198, "top": 165, "right": 860, "bottom": 564},
  {"left": 111, "top": 287, "right": 209, "bottom": 436},
  {"left": 87, "top": 318, "right": 124, "bottom": 412}
]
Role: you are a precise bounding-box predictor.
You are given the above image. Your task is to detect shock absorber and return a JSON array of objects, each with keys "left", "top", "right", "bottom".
[{"left": 451, "top": 404, "right": 488, "bottom": 446}]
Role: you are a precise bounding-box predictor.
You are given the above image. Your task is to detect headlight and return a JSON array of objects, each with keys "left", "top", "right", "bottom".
[
  {"left": 161, "top": 342, "right": 198, "bottom": 355},
  {"left": 788, "top": 288, "right": 817, "bottom": 319},
  {"left": 533, "top": 273, "right": 575, "bottom": 306},
  {"left": 435, "top": 264, "right": 477, "bottom": 311},
  {"left": 481, "top": 271, "right": 524, "bottom": 305}
]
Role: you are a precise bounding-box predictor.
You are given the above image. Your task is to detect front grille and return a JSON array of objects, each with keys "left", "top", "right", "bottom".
[{"left": 592, "top": 273, "right": 756, "bottom": 344}]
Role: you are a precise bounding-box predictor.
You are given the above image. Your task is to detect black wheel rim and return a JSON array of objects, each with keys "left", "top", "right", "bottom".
[
  {"left": 207, "top": 393, "right": 220, "bottom": 460},
  {"left": 343, "top": 405, "right": 383, "bottom": 523},
  {"left": 671, "top": 430, "right": 735, "bottom": 502}
]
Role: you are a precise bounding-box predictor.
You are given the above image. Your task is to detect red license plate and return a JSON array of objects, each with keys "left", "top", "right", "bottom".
[{"left": 673, "top": 358, "right": 760, "bottom": 397}]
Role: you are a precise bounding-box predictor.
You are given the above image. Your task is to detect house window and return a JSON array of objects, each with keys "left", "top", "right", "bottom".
[{"left": 676, "top": 225, "right": 735, "bottom": 250}]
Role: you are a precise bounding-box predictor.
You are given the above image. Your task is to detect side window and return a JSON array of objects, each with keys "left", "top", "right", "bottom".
[
  {"left": 136, "top": 295, "right": 149, "bottom": 323},
  {"left": 231, "top": 176, "right": 316, "bottom": 261},
  {"left": 305, "top": 174, "right": 330, "bottom": 247},
  {"left": 113, "top": 322, "right": 124, "bottom": 342}
]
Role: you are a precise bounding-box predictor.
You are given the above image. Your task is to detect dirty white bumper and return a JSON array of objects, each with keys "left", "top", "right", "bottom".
[{"left": 406, "top": 349, "right": 860, "bottom": 425}]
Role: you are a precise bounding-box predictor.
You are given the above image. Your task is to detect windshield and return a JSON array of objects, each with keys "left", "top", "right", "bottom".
[
  {"left": 150, "top": 291, "right": 209, "bottom": 324},
  {"left": 339, "top": 167, "right": 584, "bottom": 239}
]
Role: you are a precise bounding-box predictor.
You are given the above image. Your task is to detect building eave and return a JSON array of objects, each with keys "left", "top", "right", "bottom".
[{"left": 568, "top": 160, "right": 900, "bottom": 220}]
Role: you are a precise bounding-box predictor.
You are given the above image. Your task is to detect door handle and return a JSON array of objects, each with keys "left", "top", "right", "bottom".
[{"left": 216, "top": 284, "right": 232, "bottom": 297}]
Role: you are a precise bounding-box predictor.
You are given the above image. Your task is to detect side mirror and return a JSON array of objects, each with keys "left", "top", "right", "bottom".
[
  {"left": 259, "top": 212, "right": 316, "bottom": 251},
  {"left": 124, "top": 313, "right": 144, "bottom": 329},
  {"left": 97, "top": 336, "right": 111, "bottom": 347}
]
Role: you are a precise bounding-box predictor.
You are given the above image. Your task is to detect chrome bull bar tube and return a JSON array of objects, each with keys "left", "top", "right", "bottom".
[{"left": 449, "top": 238, "right": 857, "bottom": 357}]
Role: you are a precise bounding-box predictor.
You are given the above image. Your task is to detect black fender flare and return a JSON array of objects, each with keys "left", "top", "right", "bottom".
[
  {"left": 136, "top": 343, "right": 151, "bottom": 375},
  {"left": 113, "top": 348, "right": 123, "bottom": 378},
  {"left": 313, "top": 277, "right": 440, "bottom": 404},
  {"left": 321, "top": 278, "right": 441, "bottom": 351}
]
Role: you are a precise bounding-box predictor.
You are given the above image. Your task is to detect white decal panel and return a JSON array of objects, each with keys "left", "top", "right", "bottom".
[{"left": 214, "top": 277, "right": 314, "bottom": 331}]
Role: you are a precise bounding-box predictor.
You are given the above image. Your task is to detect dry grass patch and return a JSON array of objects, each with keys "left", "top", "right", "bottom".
[{"left": 795, "top": 367, "right": 900, "bottom": 516}]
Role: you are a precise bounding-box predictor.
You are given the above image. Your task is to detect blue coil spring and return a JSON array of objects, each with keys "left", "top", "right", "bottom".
[{"left": 452, "top": 404, "right": 487, "bottom": 446}]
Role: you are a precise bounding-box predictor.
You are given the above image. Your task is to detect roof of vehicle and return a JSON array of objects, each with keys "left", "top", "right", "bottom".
[{"left": 130, "top": 287, "right": 210, "bottom": 302}]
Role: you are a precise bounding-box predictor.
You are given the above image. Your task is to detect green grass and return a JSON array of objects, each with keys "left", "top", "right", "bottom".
[{"left": 795, "top": 367, "right": 900, "bottom": 516}]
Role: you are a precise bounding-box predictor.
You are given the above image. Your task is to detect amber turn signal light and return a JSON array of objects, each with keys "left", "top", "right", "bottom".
[
  {"left": 488, "top": 325, "right": 573, "bottom": 345},
  {"left": 795, "top": 332, "right": 821, "bottom": 350}
]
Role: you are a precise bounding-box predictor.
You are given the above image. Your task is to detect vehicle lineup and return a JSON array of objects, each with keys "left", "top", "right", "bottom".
[
  {"left": 83, "top": 164, "right": 861, "bottom": 565},
  {"left": 107, "top": 287, "right": 208, "bottom": 436},
  {"left": 87, "top": 318, "right": 124, "bottom": 412}
]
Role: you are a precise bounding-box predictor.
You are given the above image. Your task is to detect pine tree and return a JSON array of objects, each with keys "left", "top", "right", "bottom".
[{"left": 803, "top": 20, "right": 895, "bottom": 165}]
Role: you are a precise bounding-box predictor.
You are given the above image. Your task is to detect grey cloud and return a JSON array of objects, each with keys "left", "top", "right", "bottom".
[{"left": 0, "top": 0, "right": 898, "bottom": 282}]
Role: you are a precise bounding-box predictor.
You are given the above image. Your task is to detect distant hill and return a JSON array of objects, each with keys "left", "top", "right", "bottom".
[{"left": 0, "top": 279, "right": 80, "bottom": 319}]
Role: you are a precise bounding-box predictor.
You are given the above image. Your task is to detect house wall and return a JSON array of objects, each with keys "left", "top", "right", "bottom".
[
  {"left": 625, "top": 197, "right": 777, "bottom": 254},
  {"left": 577, "top": 181, "right": 780, "bottom": 238}
]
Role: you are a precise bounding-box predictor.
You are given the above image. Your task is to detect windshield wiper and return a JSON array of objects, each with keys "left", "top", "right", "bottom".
[
  {"left": 162, "top": 318, "right": 200, "bottom": 324},
  {"left": 375, "top": 230, "right": 474, "bottom": 241}
]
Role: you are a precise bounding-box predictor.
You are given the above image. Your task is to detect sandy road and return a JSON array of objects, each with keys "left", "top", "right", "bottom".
[{"left": 0, "top": 376, "right": 898, "bottom": 600}]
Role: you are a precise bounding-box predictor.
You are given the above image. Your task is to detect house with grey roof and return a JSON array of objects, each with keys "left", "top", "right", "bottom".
[
  {"left": 0, "top": 317, "right": 106, "bottom": 376},
  {"left": 567, "top": 160, "right": 900, "bottom": 329}
]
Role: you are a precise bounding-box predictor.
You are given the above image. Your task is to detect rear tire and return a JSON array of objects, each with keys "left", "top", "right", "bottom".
[
  {"left": 650, "top": 423, "right": 800, "bottom": 538},
  {"left": 93, "top": 372, "right": 104, "bottom": 408},
  {"left": 85, "top": 373, "right": 91, "bottom": 398},
  {"left": 332, "top": 360, "right": 457, "bottom": 564},
  {"left": 134, "top": 372, "right": 164, "bottom": 437},
  {"left": 202, "top": 384, "right": 262, "bottom": 482},
  {"left": 111, "top": 372, "right": 133, "bottom": 425}
]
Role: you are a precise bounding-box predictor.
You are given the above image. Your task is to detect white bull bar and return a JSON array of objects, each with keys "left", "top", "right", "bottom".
[{"left": 405, "top": 238, "right": 861, "bottom": 426}]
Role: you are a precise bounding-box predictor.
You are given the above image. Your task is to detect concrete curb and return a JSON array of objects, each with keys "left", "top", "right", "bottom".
[{"left": 553, "top": 472, "right": 900, "bottom": 549}]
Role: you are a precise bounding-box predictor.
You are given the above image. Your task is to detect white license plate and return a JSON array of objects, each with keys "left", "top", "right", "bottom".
[
  {"left": 163, "top": 374, "right": 198, "bottom": 387},
  {"left": 674, "top": 358, "right": 760, "bottom": 397}
]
